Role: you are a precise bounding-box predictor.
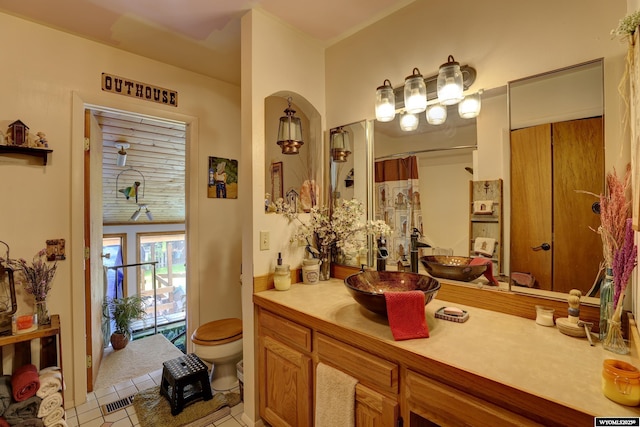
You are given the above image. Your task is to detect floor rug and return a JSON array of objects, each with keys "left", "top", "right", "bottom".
[
  {"left": 133, "top": 385, "right": 241, "bottom": 427},
  {"left": 94, "top": 334, "right": 184, "bottom": 390}
]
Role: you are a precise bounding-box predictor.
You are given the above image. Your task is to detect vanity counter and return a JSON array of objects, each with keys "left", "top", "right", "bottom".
[{"left": 254, "top": 279, "right": 640, "bottom": 423}]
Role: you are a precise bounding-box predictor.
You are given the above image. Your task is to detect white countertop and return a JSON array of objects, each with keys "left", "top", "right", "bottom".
[{"left": 254, "top": 278, "right": 640, "bottom": 418}]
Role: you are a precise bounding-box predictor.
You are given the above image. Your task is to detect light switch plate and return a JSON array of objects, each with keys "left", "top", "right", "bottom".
[{"left": 260, "top": 231, "right": 270, "bottom": 251}]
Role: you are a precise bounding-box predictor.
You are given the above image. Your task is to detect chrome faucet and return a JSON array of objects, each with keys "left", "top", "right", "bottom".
[{"left": 410, "top": 228, "right": 431, "bottom": 273}]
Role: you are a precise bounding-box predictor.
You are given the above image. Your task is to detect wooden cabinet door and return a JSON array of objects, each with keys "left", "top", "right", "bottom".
[
  {"left": 511, "top": 124, "right": 553, "bottom": 289},
  {"left": 355, "top": 384, "right": 399, "bottom": 427},
  {"left": 259, "top": 335, "right": 312, "bottom": 427}
]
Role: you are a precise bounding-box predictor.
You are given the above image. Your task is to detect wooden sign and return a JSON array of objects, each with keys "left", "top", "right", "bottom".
[{"left": 101, "top": 73, "right": 178, "bottom": 107}]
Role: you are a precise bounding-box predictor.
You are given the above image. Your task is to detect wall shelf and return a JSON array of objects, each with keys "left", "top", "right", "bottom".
[
  {"left": 0, "top": 145, "right": 53, "bottom": 165},
  {"left": 469, "top": 180, "right": 503, "bottom": 274}
]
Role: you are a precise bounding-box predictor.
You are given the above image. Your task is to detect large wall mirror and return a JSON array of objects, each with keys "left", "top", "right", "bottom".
[
  {"left": 373, "top": 108, "right": 476, "bottom": 268},
  {"left": 329, "top": 120, "right": 372, "bottom": 266},
  {"left": 509, "top": 59, "right": 604, "bottom": 297},
  {"left": 330, "top": 58, "right": 612, "bottom": 303}
]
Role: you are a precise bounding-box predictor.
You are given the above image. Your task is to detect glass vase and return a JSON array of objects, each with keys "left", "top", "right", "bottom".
[
  {"left": 35, "top": 300, "right": 50, "bottom": 326},
  {"left": 319, "top": 249, "right": 331, "bottom": 281},
  {"left": 603, "top": 317, "right": 629, "bottom": 355},
  {"left": 599, "top": 268, "right": 614, "bottom": 341}
]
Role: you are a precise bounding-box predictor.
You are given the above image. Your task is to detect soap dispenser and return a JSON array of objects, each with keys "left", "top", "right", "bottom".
[{"left": 274, "top": 253, "right": 291, "bottom": 291}]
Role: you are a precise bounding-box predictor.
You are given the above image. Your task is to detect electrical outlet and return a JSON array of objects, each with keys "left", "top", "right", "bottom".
[{"left": 260, "top": 231, "right": 270, "bottom": 251}]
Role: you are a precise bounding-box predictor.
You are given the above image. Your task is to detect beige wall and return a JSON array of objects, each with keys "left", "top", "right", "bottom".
[
  {"left": 241, "top": 8, "right": 326, "bottom": 425},
  {"left": 0, "top": 12, "right": 241, "bottom": 406}
]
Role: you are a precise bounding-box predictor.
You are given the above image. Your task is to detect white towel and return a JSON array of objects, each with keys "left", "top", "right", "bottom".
[
  {"left": 38, "top": 391, "right": 63, "bottom": 418},
  {"left": 43, "top": 405, "right": 65, "bottom": 426},
  {"left": 474, "top": 237, "right": 496, "bottom": 257},
  {"left": 315, "top": 363, "right": 358, "bottom": 427},
  {"left": 46, "top": 421, "right": 68, "bottom": 427},
  {"left": 37, "top": 374, "right": 62, "bottom": 398},
  {"left": 473, "top": 200, "right": 493, "bottom": 214}
]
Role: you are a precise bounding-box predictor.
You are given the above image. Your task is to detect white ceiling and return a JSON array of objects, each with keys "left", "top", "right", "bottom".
[{"left": 0, "top": 0, "right": 414, "bottom": 85}]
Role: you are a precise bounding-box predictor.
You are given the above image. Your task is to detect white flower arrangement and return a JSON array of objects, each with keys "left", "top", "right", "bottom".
[
  {"left": 611, "top": 10, "right": 640, "bottom": 37},
  {"left": 282, "top": 199, "right": 391, "bottom": 259}
]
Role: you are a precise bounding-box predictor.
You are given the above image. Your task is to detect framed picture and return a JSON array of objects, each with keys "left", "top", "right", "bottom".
[
  {"left": 208, "top": 156, "right": 238, "bottom": 199},
  {"left": 271, "top": 162, "right": 283, "bottom": 201}
]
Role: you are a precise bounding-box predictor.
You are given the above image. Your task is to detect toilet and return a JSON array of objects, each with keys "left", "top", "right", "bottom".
[{"left": 191, "top": 318, "right": 243, "bottom": 391}]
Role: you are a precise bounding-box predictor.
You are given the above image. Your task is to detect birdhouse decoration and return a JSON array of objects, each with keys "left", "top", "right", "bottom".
[{"left": 7, "top": 120, "right": 29, "bottom": 146}]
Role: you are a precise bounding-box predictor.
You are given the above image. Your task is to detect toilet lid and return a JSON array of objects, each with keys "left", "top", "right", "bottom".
[{"left": 192, "top": 318, "right": 242, "bottom": 345}]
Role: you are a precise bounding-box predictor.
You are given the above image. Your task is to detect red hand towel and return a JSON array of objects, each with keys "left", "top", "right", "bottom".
[
  {"left": 469, "top": 257, "right": 498, "bottom": 285},
  {"left": 11, "top": 364, "right": 39, "bottom": 402},
  {"left": 0, "top": 417, "right": 8, "bottom": 427},
  {"left": 384, "top": 291, "right": 429, "bottom": 341}
]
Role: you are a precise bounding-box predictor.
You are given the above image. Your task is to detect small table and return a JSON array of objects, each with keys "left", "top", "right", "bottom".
[{"left": 159, "top": 353, "right": 213, "bottom": 415}]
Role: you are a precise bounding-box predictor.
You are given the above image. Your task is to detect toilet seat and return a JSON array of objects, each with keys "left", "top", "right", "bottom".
[{"left": 191, "top": 318, "right": 242, "bottom": 346}]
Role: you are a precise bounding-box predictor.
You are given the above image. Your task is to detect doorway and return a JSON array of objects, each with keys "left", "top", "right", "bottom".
[{"left": 85, "top": 107, "right": 187, "bottom": 392}]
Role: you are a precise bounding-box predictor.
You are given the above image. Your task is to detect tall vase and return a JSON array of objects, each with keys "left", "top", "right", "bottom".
[
  {"left": 35, "top": 299, "right": 50, "bottom": 326},
  {"left": 319, "top": 247, "right": 331, "bottom": 281},
  {"left": 599, "top": 268, "right": 614, "bottom": 341}
]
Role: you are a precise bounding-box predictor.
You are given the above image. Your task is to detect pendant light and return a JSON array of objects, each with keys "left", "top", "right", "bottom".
[
  {"left": 458, "top": 90, "right": 483, "bottom": 119},
  {"left": 437, "top": 55, "right": 464, "bottom": 105},
  {"left": 404, "top": 68, "right": 427, "bottom": 114},
  {"left": 400, "top": 112, "right": 419, "bottom": 132},
  {"left": 330, "top": 127, "right": 351, "bottom": 162},
  {"left": 426, "top": 104, "right": 447, "bottom": 125},
  {"left": 277, "top": 97, "right": 304, "bottom": 154},
  {"left": 375, "top": 79, "right": 396, "bottom": 122},
  {"left": 115, "top": 143, "right": 129, "bottom": 167}
]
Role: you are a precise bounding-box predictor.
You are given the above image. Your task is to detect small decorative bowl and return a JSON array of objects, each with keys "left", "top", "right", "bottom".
[
  {"left": 344, "top": 271, "right": 440, "bottom": 316},
  {"left": 419, "top": 256, "right": 488, "bottom": 282}
]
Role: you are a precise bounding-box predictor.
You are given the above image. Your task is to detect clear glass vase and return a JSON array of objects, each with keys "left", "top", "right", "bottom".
[
  {"left": 603, "top": 317, "right": 629, "bottom": 355},
  {"left": 319, "top": 248, "right": 331, "bottom": 281},
  {"left": 599, "top": 268, "right": 614, "bottom": 341},
  {"left": 35, "top": 300, "right": 50, "bottom": 326}
]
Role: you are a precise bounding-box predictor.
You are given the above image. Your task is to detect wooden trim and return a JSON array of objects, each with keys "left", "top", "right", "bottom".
[{"left": 254, "top": 268, "right": 303, "bottom": 293}]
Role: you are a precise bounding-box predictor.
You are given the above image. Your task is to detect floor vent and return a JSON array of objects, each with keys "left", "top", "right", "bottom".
[{"left": 101, "top": 394, "right": 135, "bottom": 415}]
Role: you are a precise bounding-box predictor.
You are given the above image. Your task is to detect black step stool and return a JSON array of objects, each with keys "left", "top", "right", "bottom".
[{"left": 159, "top": 353, "right": 213, "bottom": 415}]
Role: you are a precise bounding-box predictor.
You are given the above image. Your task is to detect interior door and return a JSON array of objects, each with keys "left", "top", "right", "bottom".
[
  {"left": 84, "top": 109, "right": 105, "bottom": 391},
  {"left": 552, "top": 117, "right": 603, "bottom": 294},
  {"left": 511, "top": 118, "right": 604, "bottom": 293},
  {"left": 510, "top": 124, "right": 553, "bottom": 290}
]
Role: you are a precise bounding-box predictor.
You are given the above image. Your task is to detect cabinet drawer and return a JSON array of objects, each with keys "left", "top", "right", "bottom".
[
  {"left": 317, "top": 333, "right": 398, "bottom": 394},
  {"left": 259, "top": 309, "right": 312, "bottom": 352},
  {"left": 406, "top": 370, "right": 541, "bottom": 426}
]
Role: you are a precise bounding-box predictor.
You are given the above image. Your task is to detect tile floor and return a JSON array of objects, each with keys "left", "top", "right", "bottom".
[{"left": 65, "top": 369, "right": 246, "bottom": 427}]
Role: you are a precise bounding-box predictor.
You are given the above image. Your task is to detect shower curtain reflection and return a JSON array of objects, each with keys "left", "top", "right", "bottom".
[{"left": 374, "top": 156, "right": 422, "bottom": 267}]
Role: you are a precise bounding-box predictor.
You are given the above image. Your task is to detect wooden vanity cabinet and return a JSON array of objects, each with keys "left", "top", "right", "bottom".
[{"left": 257, "top": 308, "right": 400, "bottom": 427}]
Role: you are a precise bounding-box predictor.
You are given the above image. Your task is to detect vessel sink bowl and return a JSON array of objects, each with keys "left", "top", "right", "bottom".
[
  {"left": 344, "top": 271, "right": 440, "bottom": 316},
  {"left": 420, "top": 255, "right": 487, "bottom": 282}
]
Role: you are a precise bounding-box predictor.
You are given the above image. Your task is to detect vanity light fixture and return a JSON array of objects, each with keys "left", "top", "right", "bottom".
[
  {"left": 425, "top": 104, "right": 447, "bottom": 125},
  {"left": 404, "top": 68, "right": 427, "bottom": 114},
  {"left": 130, "top": 207, "right": 141, "bottom": 221},
  {"left": 330, "top": 127, "right": 352, "bottom": 162},
  {"left": 458, "top": 89, "right": 483, "bottom": 119},
  {"left": 115, "top": 142, "right": 130, "bottom": 167},
  {"left": 130, "top": 204, "right": 153, "bottom": 221},
  {"left": 400, "top": 112, "right": 419, "bottom": 131},
  {"left": 437, "top": 55, "right": 464, "bottom": 105},
  {"left": 375, "top": 79, "right": 396, "bottom": 122},
  {"left": 276, "top": 97, "right": 304, "bottom": 155}
]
